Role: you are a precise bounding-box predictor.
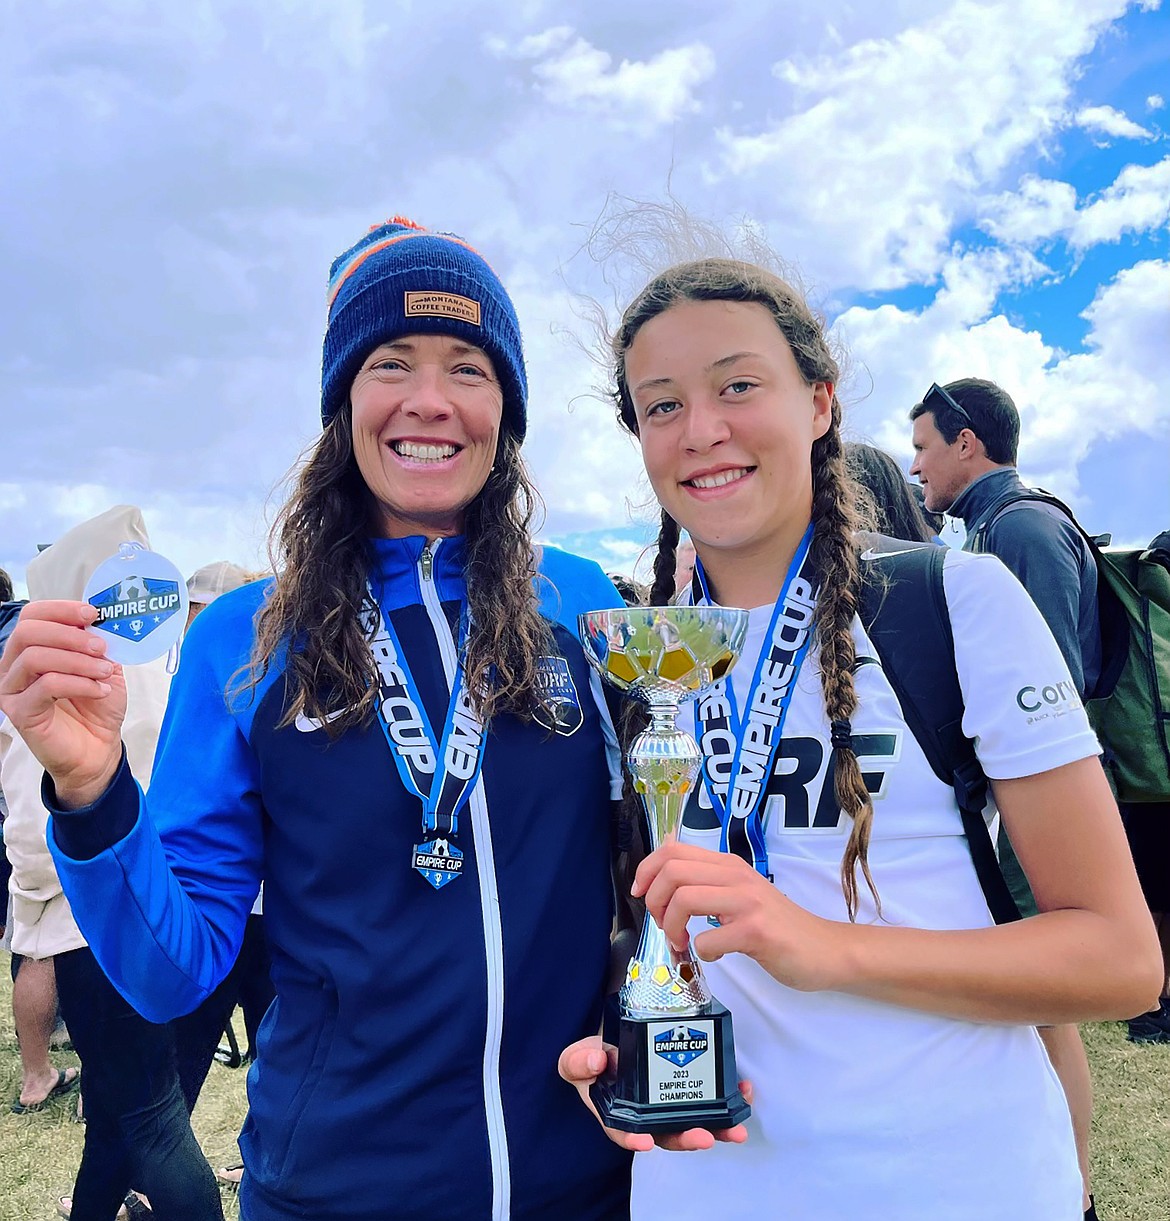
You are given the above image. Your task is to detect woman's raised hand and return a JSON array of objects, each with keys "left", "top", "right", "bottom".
[
  {"left": 0, "top": 601, "right": 127, "bottom": 807},
  {"left": 632, "top": 839, "right": 849, "bottom": 995}
]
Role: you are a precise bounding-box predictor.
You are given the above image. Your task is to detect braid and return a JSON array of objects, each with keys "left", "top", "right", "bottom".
[
  {"left": 649, "top": 510, "right": 681, "bottom": 606},
  {"left": 810, "top": 399, "right": 880, "bottom": 921}
]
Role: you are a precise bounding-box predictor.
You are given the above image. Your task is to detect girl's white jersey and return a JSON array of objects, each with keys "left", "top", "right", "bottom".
[{"left": 631, "top": 548, "right": 1096, "bottom": 1221}]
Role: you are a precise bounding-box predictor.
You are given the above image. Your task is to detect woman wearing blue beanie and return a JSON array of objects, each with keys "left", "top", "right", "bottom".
[{"left": 0, "top": 218, "right": 632, "bottom": 1220}]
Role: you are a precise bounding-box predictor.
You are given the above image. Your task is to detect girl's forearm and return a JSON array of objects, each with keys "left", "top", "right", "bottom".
[{"left": 812, "top": 909, "right": 1161, "bottom": 1025}]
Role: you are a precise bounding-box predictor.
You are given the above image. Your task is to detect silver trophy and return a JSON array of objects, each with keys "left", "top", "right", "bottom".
[{"left": 578, "top": 605, "right": 751, "bottom": 1133}]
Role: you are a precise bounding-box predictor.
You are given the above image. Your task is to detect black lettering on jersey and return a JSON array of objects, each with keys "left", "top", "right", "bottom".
[
  {"left": 764, "top": 738, "right": 822, "bottom": 830},
  {"left": 682, "top": 731, "right": 901, "bottom": 834},
  {"left": 852, "top": 733, "right": 899, "bottom": 801}
]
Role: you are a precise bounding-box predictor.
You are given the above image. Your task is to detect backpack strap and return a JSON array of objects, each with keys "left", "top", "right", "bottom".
[
  {"left": 858, "top": 540, "right": 1022, "bottom": 924},
  {"left": 975, "top": 488, "right": 1128, "bottom": 702}
]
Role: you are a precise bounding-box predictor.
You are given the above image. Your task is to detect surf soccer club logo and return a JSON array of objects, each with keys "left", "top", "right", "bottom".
[
  {"left": 532, "top": 655, "right": 583, "bottom": 736},
  {"left": 653, "top": 1025, "right": 709, "bottom": 1067},
  {"left": 89, "top": 575, "right": 183, "bottom": 642}
]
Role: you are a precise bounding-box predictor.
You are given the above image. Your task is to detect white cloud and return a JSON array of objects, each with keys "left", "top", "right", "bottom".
[
  {"left": 1049, "top": 258, "right": 1170, "bottom": 440},
  {"left": 1148, "top": 94, "right": 1166, "bottom": 110},
  {"left": 977, "top": 154, "right": 1170, "bottom": 250},
  {"left": 458, "top": 259, "right": 650, "bottom": 537},
  {"left": 713, "top": 0, "right": 1135, "bottom": 288},
  {"left": 979, "top": 175, "right": 1079, "bottom": 245},
  {"left": 2, "top": 0, "right": 1165, "bottom": 582},
  {"left": 1075, "top": 103, "right": 1155, "bottom": 140},
  {"left": 1068, "top": 155, "right": 1170, "bottom": 248},
  {"left": 487, "top": 27, "right": 715, "bottom": 134}
]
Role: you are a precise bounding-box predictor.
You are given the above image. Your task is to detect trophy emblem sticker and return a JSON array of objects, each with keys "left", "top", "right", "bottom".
[{"left": 83, "top": 542, "right": 188, "bottom": 667}]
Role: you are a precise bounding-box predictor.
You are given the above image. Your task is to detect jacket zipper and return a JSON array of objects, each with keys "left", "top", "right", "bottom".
[{"left": 418, "top": 540, "right": 511, "bottom": 1221}]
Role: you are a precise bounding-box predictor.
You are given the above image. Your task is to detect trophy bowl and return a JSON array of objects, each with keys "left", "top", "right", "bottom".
[
  {"left": 577, "top": 606, "right": 746, "bottom": 710},
  {"left": 578, "top": 604, "right": 751, "bottom": 1134}
]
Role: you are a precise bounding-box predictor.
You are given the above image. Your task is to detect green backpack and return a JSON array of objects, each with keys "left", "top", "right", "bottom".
[
  {"left": 975, "top": 494, "right": 1170, "bottom": 803},
  {"left": 1087, "top": 539, "right": 1170, "bottom": 802}
]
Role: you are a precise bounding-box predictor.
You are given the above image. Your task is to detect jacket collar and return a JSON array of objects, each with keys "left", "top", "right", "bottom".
[
  {"left": 949, "top": 467, "right": 1025, "bottom": 534},
  {"left": 367, "top": 534, "right": 468, "bottom": 608}
]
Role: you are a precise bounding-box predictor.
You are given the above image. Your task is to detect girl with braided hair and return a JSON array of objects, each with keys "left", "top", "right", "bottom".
[{"left": 561, "top": 254, "right": 1159, "bottom": 1219}]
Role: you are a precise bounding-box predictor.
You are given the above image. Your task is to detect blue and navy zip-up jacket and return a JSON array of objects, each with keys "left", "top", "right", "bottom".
[{"left": 49, "top": 536, "right": 632, "bottom": 1221}]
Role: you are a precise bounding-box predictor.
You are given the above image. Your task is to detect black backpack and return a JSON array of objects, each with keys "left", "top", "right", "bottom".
[{"left": 858, "top": 542, "right": 1022, "bottom": 924}]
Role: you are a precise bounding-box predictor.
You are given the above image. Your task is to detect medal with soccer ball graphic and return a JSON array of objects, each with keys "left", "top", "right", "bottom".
[
  {"left": 577, "top": 605, "right": 752, "bottom": 1134},
  {"left": 83, "top": 542, "right": 188, "bottom": 667}
]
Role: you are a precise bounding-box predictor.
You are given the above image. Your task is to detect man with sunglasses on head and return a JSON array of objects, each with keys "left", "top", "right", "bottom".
[{"left": 909, "top": 376, "right": 1102, "bottom": 1221}]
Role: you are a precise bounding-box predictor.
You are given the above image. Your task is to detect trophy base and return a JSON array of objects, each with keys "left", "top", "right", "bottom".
[{"left": 590, "top": 996, "right": 750, "bottom": 1135}]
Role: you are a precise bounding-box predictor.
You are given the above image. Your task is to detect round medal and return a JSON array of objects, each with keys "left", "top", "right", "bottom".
[{"left": 83, "top": 543, "right": 188, "bottom": 666}]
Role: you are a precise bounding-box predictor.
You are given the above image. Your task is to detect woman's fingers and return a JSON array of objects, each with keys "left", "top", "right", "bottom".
[
  {"left": 558, "top": 1038, "right": 656, "bottom": 1152},
  {"left": 711, "top": 1121, "right": 749, "bottom": 1145},
  {"left": 557, "top": 1037, "right": 612, "bottom": 1086},
  {"left": 5, "top": 642, "right": 116, "bottom": 689},
  {"left": 18, "top": 672, "right": 115, "bottom": 709},
  {"left": 0, "top": 604, "right": 108, "bottom": 700},
  {"left": 654, "top": 1127, "right": 718, "bottom": 1152}
]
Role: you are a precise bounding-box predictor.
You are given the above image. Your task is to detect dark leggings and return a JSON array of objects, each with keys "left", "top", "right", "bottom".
[
  {"left": 54, "top": 946, "right": 224, "bottom": 1221},
  {"left": 173, "top": 914, "right": 274, "bottom": 1113}
]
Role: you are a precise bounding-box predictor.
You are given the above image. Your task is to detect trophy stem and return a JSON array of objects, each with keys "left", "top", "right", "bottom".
[
  {"left": 622, "top": 713, "right": 712, "bottom": 1017},
  {"left": 649, "top": 704, "right": 680, "bottom": 736}
]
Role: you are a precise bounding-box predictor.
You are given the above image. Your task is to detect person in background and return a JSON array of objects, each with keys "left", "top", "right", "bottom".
[
  {"left": 1, "top": 565, "right": 18, "bottom": 939},
  {"left": 1116, "top": 527, "right": 1170, "bottom": 1044},
  {"left": 913, "top": 380, "right": 1113, "bottom": 1211},
  {"left": 0, "top": 218, "right": 631, "bottom": 1221},
  {"left": 608, "top": 573, "right": 648, "bottom": 608},
  {"left": 909, "top": 376, "right": 1109, "bottom": 1219},
  {"left": 5, "top": 949, "right": 77, "bottom": 1115},
  {"left": 0, "top": 505, "right": 222, "bottom": 1221},
  {"left": 185, "top": 562, "right": 256, "bottom": 630},
  {"left": 673, "top": 535, "right": 697, "bottom": 597},
  {"left": 1, "top": 565, "right": 28, "bottom": 660},
  {"left": 171, "top": 560, "right": 275, "bottom": 1192},
  {"left": 910, "top": 482, "right": 946, "bottom": 541},
  {"left": 844, "top": 442, "right": 935, "bottom": 544}
]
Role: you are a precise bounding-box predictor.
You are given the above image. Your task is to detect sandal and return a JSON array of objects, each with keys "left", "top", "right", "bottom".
[
  {"left": 216, "top": 1164, "right": 244, "bottom": 1188},
  {"left": 56, "top": 1191, "right": 149, "bottom": 1219},
  {"left": 13, "top": 1067, "right": 80, "bottom": 1113}
]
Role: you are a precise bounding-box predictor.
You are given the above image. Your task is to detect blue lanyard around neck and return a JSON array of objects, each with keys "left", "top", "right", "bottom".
[
  {"left": 691, "top": 526, "right": 819, "bottom": 877},
  {"left": 367, "top": 591, "right": 485, "bottom": 846}
]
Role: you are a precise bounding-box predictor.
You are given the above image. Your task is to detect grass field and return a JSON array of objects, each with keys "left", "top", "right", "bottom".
[{"left": 1, "top": 969, "right": 1166, "bottom": 1220}]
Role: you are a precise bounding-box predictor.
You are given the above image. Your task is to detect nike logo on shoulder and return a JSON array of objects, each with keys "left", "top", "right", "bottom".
[{"left": 294, "top": 707, "right": 350, "bottom": 733}]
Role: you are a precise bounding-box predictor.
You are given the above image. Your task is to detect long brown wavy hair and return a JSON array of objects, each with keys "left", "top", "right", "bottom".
[
  {"left": 613, "top": 257, "right": 880, "bottom": 921},
  {"left": 233, "top": 403, "right": 553, "bottom": 733}
]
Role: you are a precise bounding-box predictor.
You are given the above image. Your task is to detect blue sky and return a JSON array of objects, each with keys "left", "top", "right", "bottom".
[{"left": 2, "top": 0, "right": 1167, "bottom": 592}]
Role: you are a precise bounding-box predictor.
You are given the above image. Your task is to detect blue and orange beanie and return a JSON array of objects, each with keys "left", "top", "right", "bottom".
[{"left": 321, "top": 217, "right": 528, "bottom": 438}]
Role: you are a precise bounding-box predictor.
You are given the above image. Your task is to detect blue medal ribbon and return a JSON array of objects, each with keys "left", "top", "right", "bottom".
[
  {"left": 691, "top": 526, "right": 819, "bottom": 878},
  {"left": 367, "top": 594, "right": 486, "bottom": 888}
]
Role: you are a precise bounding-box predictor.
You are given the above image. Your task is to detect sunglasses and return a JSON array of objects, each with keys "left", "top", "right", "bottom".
[{"left": 921, "top": 382, "right": 974, "bottom": 431}]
